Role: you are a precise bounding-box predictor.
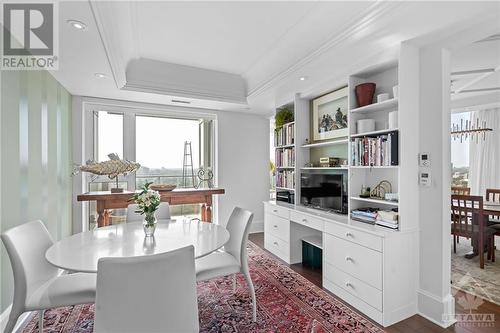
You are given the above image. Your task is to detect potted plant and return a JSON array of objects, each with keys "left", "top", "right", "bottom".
[
  {"left": 275, "top": 107, "right": 294, "bottom": 129},
  {"left": 130, "top": 181, "right": 161, "bottom": 236}
]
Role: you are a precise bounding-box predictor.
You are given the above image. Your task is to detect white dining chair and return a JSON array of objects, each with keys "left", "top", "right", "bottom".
[
  {"left": 94, "top": 245, "right": 199, "bottom": 333},
  {"left": 1, "top": 220, "right": 96, "bottom": 333},
  {"left": 126, "top": 202, "right": 171, "bottom": 222},
  {"left": 195, "top": 207, "right": 256, "bottom": 321}
]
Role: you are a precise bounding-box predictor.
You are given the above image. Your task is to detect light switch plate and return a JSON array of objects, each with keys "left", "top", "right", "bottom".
[{"left": 419, "top": 171, "right": 431, "bottom": 187}]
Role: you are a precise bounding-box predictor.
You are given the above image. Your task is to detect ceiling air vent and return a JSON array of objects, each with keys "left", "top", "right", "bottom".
[{"left": 171, "top": 99, "right": 191, "bottom": 104}]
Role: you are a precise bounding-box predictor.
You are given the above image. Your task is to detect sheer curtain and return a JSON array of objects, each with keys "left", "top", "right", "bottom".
[{"left": 469, "top": 108, "right": 500, "bottom": 195}]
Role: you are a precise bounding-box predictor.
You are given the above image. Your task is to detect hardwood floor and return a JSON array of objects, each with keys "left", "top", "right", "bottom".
[{"left": 249, "top": 232, "right": 500, "bottom": 333}]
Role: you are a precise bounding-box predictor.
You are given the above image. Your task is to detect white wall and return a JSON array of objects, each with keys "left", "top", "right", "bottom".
[
  {"left": 216, "top": 111, "right": 269, "bottom": 230},
  {"left": 71, "top": 97, "right": 269, "bottom": 233}
]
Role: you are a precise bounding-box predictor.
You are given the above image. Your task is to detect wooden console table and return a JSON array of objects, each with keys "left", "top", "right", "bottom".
[{"left": 77, "top": 188, "right": 225, "bottom": 227}]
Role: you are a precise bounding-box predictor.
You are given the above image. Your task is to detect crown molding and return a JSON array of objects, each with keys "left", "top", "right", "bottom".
[
  {"left": 246, "top": 1, "right": 402, "bottom": 98},
  {"left": 89, "top": 0, "right": 137, "bottom": 89}
]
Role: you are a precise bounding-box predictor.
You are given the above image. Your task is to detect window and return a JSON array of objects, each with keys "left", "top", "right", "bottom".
[
  {"left": 87, "top": 109, "right": 215, "bottom": 229},
  {"left": 94, "top": 111, "right": 123, "bottom": 161},
  {"left": 451, "top": 112, "right": 470, "bottom": 187},
  {"left": 135, "top": 115, "right": 200, "bottom": 188}
]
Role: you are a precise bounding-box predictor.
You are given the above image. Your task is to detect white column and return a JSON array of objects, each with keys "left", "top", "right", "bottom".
[{"left": 416, "top": 45, "right": 454, "bottom": 327}]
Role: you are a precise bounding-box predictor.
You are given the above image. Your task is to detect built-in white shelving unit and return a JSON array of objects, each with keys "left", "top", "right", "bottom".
[{"left": 265, "top": 55, "right": 418, "bottom": 327}]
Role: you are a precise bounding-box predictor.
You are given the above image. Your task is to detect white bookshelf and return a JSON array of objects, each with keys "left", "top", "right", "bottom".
[{"left": 348, "top": 63, "right": 401, "bottom": 230}]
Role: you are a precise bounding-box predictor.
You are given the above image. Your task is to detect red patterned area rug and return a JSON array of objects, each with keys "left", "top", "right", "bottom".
[{"left": 22, "top": 241, "right": 384, "bottom": 333}]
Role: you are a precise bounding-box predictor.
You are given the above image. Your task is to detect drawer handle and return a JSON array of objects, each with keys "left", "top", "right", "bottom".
[
  {"left": 273, "top": 225, "right": 278, "bottom": 228},
  {"left": 345, "top": 256, "right": 353, "bottom": 262},
  {"left": 273, "top": 241, "right": 279, "bottom": 246},
  {"left": 302, "top": 218, "right": 308, "bottom": 223},
  {"left": 345, "top": 281, "right": 352, "bottom": 288},
  {"left": 345, "top": 232, "right": 353, "bottom": 237},
  {"left": 273, "top": 209, "right": 278, "bottom": 213}
]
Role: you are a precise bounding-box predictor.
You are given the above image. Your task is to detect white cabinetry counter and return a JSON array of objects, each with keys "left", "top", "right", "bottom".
[{"left": 263, "top": 201, "right": 417, "bottom": 327}]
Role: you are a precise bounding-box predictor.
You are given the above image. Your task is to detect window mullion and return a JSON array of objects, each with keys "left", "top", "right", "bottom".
[{"left": 123, "top": 112, "right": 136, "bottom": 190}]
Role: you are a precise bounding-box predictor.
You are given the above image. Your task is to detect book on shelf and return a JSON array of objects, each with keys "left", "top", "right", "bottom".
[
  {"left": 276, "top": 170, "right": 295, "bottom": 189},
  {"left": 274, "top": 122, "right": 295, "bottom": 147},
  {"left": 275, "top": 147, "right": 295, "bottom": 168},
  {"left": 350, "top": 131, "right": 398, "bottom": 166}
]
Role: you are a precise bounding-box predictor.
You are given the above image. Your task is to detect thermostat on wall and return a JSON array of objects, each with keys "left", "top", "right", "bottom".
[{"left": 419, "top": 153, "right": 430, "bottom": 167}]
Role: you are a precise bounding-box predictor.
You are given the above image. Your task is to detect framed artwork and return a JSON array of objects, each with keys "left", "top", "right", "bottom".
[{"left": 312, "top": 86, "right": 348, "bottom": 141}]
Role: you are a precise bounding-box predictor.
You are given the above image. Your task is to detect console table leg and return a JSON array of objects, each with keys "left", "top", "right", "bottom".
[
  {"left": 206, "top": 205, "right": 212, "bottom": 222},
  {"left": 97, "top": 202, "right": 106, "bottom": 228},
  {"left": 201, "top": 204, "right": 207, "bottom": 221}
]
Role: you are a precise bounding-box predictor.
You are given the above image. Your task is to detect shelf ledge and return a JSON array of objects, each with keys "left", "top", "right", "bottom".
[
  {"left": 301, "top": 138, "right": 348, "bottom": 148},
  {"left": 350, "top": 98, "right": 398, "bottom": 114},
  {"left": 351, "top": 128, "right": 398, "bottom": 138},
  {"left": 350, "top": 196, "right": 399, "bottom": 206}
]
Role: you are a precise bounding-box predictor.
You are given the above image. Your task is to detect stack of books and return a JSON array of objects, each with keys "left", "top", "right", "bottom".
[
  {"left": 275, "top": 147, "right": 295, "bottom": 167},
  {"left": 274, "top": 123, "right": 295, "bottom": 147},
  {"left": 276, "top": 170, "right": 294, "bottom": 189},
  {"left": 351, "top": 208, "right": 378, "bottom": 224},
  {"left": 351, "top": 131, "right": 398, "bottom": 166},
  {"left": 375, "top": 210, "right": 399, "bottom": 229}
]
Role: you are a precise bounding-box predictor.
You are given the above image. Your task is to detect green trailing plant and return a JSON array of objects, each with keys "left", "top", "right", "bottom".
[{"left": 275, "top": 107, "right": 294, "bottom": 129}]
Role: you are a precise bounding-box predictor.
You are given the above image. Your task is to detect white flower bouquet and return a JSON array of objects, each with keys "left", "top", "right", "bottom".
[{"left": 131, "top": 181, "right": 161, "bottom": 225}]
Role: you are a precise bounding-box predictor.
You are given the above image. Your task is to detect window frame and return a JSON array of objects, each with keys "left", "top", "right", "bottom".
[{"left": 79, "top": 101, "right": 218, "bottom": 230}]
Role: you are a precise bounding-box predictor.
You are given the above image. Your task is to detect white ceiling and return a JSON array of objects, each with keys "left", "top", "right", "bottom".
[
  {"left": 51, "top": 1, "right": 500, "bottom": 115},
  {"left": 451, "top": 37, "right": 500, "bottom": 111}
]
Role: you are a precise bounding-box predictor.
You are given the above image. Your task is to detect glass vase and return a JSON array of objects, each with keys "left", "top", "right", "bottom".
[{"left": 143, "top": 212, "right": 157, "bottom": 237}]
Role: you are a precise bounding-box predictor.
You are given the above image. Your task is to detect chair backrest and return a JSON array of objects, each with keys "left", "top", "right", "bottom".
[
  {"left": 94, "top": 245, "right": 199, "bottom": 333},
  {"left": 126, "top": 202, "right": 171, "bottom": 222},
  {"left": 451, "top": 186, "right": 470, "bottom": 195},
  {"left": 451, "top": 195, "right": 484, "bottom": 237},
  {"left": 486, "top": 188, "right": 500, "bottom": 203},
  {"left": 223, "top": 207, "right": 254, "bottom": 266},
  {"left": 1, "top": 220, "right": 59, "bottom": 314}
]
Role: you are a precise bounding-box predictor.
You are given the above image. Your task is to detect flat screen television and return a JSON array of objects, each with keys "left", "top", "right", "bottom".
[{"left": 300, "top": 169, "right": 348, "bottom": 214}]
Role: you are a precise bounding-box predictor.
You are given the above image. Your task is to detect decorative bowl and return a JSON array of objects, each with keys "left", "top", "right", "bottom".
[{"left": 150, "top": 184, "right": 177, "bottom": 192}]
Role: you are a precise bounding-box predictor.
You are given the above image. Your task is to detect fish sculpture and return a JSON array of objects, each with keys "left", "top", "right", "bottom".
[{"left": 74, "top": 153, "right": 141, "bottom": 180}]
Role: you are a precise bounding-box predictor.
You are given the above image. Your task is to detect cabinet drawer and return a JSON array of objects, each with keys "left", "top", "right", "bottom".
[
  {"left": 324, "top": 234, "right": 382, "bottom": 290},
  {"left": 324, "top": 263, "right": 382, "bottom": 311},
  {"left": 290, "top": 211, "right": 324, "bottom": 231},
  {"left": 264, "top": 233, "right": 290, "bottom": 262},
  {"left": 264, "top": 204, "right": 290, "bottom": 220},
  {"left": 324, "top": 223, "right": 382, "bottom": 252},
  {"left": 264, "top": 213, "right": 290, "bottom": 242}
]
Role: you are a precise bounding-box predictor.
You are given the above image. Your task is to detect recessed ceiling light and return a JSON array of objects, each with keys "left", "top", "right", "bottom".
[
  {"left": 299, "top": 76, "right": 307, "bottom": 81},
  {"left": 94, "top": 73, "right": 107, "bottom": 79},
  {"left": 67, "top": 19, "right": 87, "bottom": 30}
]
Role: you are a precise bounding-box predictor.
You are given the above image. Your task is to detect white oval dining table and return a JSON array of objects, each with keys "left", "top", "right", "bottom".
[{"left": 45, "top": 219, "right": 230, "bottom": 273}]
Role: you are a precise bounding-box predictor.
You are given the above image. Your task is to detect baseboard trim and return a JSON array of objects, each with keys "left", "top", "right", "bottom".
[
  {"left": 249, "top": 220, "right": 263, "bottom": 234},
  {"left": 417, "top": 289, "right": 456, "bottom": 328},
  {"left": 0, "top": 305, "right": 33, "bottom": 333}
]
